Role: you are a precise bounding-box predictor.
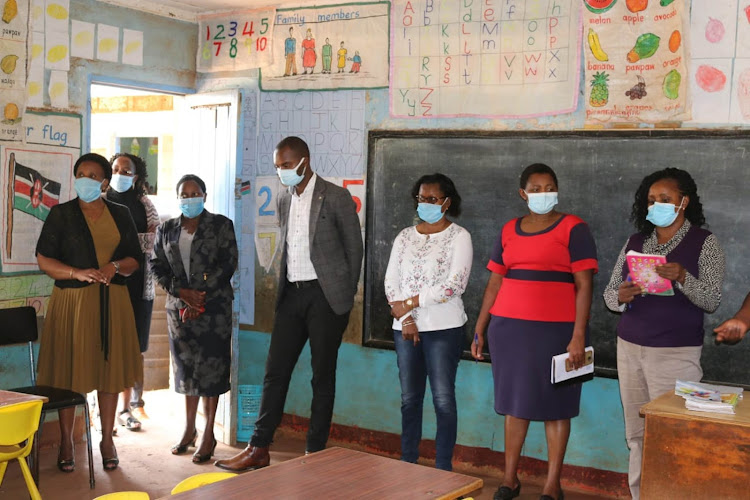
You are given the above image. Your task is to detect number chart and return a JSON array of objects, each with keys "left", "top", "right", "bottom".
[
  {"left": 197, "top": 8, "right": 276, "bottom": 73},
  {"left": 390, "top": 0, "right": 583, "bottom": 118}
]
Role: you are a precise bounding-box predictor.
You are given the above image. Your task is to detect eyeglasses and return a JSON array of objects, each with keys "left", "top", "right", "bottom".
[{"left": 415, "top": 195, "right": 447, "bottom": 204}]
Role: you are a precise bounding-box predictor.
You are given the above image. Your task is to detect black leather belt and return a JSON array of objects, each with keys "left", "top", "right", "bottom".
[{"left": 288, "top": 279, "right": 318, "bottom": 289}]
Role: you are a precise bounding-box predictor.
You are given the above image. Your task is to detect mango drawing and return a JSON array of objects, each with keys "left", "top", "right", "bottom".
[
  {"left": 31, "top": 43, "right": 43, "bottom": 59},
  {"left": 695, "top": 65, "right": 726, "bottom": 93},
  {"left": 626, "top": 0, "right": 647, "bottom": 13},
  {"left": 662, "top": 69, "right": 681, "bottom": 100},
  {"left": 28, "top": 81, "right": 41, "bottom": 97},
  {"left": 584, "top": 0, "right": 617, "bottom": 14},
  {"left": 46, "top": 3, "right": 68, "bottom": 20},
  {"left": 125, "top": 40, "right": 141, "bottom": 55},
  {"left": 736, "top": 68, "right": 750, "bottom": 119},
  {"left": 3, "top": 102, "right": 19, "bottom": 123},
  {"left": 627, "top": 33, "right": 660, "bottom": 63},
  {"left": 49, "top": 81, "right": 66, "bottom": 99},
  {"left": 1, "top": 54, "right": 18, "bottom": 74},
  {"left": 705, "top": 18, "right": 725, "bottom": 44},
  {"left": 99, "top": 38, "right": 117, "bottom": 54},
  {"left": 588, "top": 29, "right": 608, "bottom": 62},
  {"left": 47, "top": 45, "right": 68, "bottom": 63},
  {"left": 668, "top": 30, "right": 681, "bottom": 53},
  {"left": 74, "top": 30, "right": 94, "bottom": 48},
  {"left": 2, "top": 0, "right": 18, "bottom": 23}
]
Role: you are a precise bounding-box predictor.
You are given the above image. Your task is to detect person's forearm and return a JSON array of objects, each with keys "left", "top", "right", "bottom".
[
  {"left": 732, "top": 292, "right": 750, "bottom": 324},
  {"left": 37, "top": 254, "right": 76, "bottom": 280}
]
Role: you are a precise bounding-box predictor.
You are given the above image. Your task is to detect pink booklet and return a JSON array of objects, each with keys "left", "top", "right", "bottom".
[{"left": 625, "top": 250, "right": 675, "bottom": 296}]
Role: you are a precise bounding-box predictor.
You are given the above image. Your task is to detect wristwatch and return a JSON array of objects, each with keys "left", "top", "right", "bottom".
[
  {"left": 405, "top": 298, "right": 413, "bottom": 309},
  {"left": 110, "top": 260, "right": 120, "bottom": 275}
]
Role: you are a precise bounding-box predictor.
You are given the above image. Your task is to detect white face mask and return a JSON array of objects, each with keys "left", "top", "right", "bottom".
[
  {"left": 110, "top": 174, "right": 135, "bottom": 193},
  {"left": 525, "top": 191, "right": 558, "bottom": 215},
  {"left": 276, "top": 157, "right": 306, "bottom": 186}
]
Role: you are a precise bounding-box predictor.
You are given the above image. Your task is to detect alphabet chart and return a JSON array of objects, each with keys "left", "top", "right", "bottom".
[
  {"left": 390, "top": 0, "right": 582, "bottom": 118},
  {"left": 197, "top": 7, "right": 276, "bottom": 72}
]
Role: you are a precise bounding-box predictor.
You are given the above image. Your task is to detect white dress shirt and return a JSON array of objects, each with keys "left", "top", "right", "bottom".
[
  {"left": 286, "top": 173, "right": 318, "bottom": 282},
  {"left": 384, "top": 223, "right": 473, "bottom": 332}
]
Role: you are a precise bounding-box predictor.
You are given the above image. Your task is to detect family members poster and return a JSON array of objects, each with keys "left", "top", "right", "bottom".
[
  {"left": 260, "top": 2, "right": 390, "bottom": 91},
  {"left": 390, "top": 0, "right": 582, "bottom": 118}
]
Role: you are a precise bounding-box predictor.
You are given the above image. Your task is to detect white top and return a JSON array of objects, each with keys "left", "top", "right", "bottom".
[
  {"left": 286, "top": 174, "right": 318, "bottom": 282},
  {"left": 384, "top": 223, "right": 473, "bottom": 332},
  {"left": 179, "top": 229, "right": 195, "bottom": 278}
]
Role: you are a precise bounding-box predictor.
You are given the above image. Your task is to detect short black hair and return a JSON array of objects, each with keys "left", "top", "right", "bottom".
[
  {"left": 519, "top": 163, "right": 558, "bottom": 190},
  {"left": 74, "top": 153, "right": 112, "bottom": 180},
  {"left": 410, "top": 173, "right": 462, "bottom": 217},
  {"left": 275, "top": 136, "right": 310, "bottom": 159},
  {"left": 176, "top": 174, "right": 206, "bottom": 195},
  {"left": 631, "top": 168, "right": 706, "bottom": 234},
  {"left": 110, "top": 153, "right": 148, "bottom": 196}
]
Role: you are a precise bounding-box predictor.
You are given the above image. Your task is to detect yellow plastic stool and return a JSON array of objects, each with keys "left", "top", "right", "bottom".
[
  {"left": 171, "top": 472, "right": 237, "bottom": 495},
  {"left": 93, "top": 492, "right": 149, "bottom": 500},
  {"left": 0, "top": 400, "right": 44, "bottom": 500}
]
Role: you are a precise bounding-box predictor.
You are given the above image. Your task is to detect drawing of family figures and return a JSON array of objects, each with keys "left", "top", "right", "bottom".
[{"left": 282, "top": 27, "right": 361, "bottom": 76}]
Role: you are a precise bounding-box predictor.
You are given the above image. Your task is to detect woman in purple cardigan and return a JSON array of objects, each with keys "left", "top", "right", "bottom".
[{"left": 603, "top": 168, "right": 725, "bottom": 500}]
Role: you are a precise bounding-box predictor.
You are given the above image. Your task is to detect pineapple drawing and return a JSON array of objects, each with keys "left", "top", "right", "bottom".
[{"left": 590, "top": 71, "right": 610, "bottom": 107}]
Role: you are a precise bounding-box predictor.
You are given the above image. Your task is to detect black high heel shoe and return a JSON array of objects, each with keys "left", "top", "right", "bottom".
[
  {"left": 57, "top": 449, "right": 75, "bottom": 473},
  {"left": 171, "top": 429, "right": 198, "bottom": 455},
  {"left": 192, "top": 437, "right": 217, "bottom": 464},
  {"left": 100, "top": 442, "right": 119, "bottom": 471}
]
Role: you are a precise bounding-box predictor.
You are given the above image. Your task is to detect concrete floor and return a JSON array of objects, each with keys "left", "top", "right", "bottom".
[{"left": 0, "top": 390, "right": 612, "bottom": 499}]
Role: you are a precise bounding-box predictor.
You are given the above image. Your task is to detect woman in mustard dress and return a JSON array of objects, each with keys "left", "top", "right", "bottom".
[{"left": 35, "top": 153, "right": 143, "bottom": 472}]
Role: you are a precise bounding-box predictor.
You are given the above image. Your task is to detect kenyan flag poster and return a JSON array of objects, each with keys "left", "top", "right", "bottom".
[{"left": 12, "top": 156, "right": 61, "bottom": 221}]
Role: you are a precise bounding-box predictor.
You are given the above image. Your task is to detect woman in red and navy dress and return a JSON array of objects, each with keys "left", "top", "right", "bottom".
[{"left": 472, "top": 164, "right": 598, "bottom": 500}]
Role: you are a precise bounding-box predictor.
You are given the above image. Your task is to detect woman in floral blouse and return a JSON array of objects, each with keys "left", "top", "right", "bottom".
[{"left": 384, "top": 173, "right": 473, "bottom": 472}]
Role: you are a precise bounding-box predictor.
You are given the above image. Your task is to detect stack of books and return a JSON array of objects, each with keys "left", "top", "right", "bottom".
[{"left": 675, "top": 380, "right": 744, "bottom": 414}]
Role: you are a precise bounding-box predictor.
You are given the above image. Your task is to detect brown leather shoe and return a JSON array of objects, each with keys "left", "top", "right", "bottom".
[{"left": 214, "top": 446, "right": 270, "bottom": 472}]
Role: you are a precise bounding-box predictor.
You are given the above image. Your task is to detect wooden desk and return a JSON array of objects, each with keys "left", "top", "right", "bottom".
[
  {"left": 168, "top": 447, "right": 483, "bottom": 499},
  {"left": 0, "top": 390, "right": 48, "bottom": 407},
  {"left": 640, "top": 392, "right": 750, "bottom": 499}
]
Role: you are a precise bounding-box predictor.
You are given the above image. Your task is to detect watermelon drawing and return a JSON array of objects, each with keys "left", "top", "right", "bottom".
[{"left": 584, "top": 0, "right": 618, "bottom": 14}]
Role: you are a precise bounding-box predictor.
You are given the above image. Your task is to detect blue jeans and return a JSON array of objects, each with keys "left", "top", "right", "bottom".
[{"left": 393, "top": 326, "right": 464, "bottom": 471}]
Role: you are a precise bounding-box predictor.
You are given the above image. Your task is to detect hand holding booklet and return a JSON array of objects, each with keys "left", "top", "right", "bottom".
[
  {"left": 625, "top": 250, "right": 674, "bottom": 296},
  {"left": 551, "top": 347, "right": 594, "bottom": 384}
]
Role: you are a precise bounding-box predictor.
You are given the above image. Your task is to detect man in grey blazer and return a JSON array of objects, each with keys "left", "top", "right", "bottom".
[{"left": 216, "top": 136, "right": 363, "bottom": 471}]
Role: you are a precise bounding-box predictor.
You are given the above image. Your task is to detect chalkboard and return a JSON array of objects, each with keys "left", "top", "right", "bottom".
[{"left": 363, "top": 130, "right": 750, "bottom": 387}]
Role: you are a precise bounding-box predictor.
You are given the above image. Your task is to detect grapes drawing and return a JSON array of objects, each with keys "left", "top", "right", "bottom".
[{"left": 625, "top": 75, "right": 647, "bottom": 100}]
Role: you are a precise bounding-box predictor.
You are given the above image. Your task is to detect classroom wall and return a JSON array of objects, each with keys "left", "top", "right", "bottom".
[{"left": 0, "top": 0, "right": 196, "bottom": 388}]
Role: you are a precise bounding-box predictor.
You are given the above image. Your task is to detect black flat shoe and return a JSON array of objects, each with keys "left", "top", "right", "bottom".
[
  {"left": 494, "top": 481, "right": 521, "bottom": 500},
  {"left": 100, "top": 442, "right": 119, "bottom": 471},
  {"left": 192, "top": 438, "right": 217, "bottom": 464},
  {"left": 57, "top": 445, "right": 75, "bottom": 472},
  {"left": 540, "top": 491, "right": 564, "bottom": 500},
  {"left": 171, "top": 429, "right": 198, "bottom": 455}
]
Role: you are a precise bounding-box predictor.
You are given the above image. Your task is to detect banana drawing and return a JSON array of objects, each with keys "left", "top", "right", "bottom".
[{"left": 588, "top": 28, "right": 609, "bottom": 62}]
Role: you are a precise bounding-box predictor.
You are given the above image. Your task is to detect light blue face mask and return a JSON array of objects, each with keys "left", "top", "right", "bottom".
[
  {"left": 110, "top": 174, "right": 135, "bottom": 193},
  {"left": 525, "top": 191, "right": 558, "bottom": 215},
  {"left": 646, "top": 198, "right": 684, "bottom": 227},
  {"left": 276, "top": 157, "right": 306, "bottom": 187},
  {"left": 74, "top": 177, "right": 103, "bottom": 203},
  {"left": 417, "top": 202, "right": 445, "bottom": 224},
  {"left": 179, "top": 197, "right": 205, "bottom": 219}
]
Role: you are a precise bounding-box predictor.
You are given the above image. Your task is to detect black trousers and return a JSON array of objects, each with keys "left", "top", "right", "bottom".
[{"left": 250, "top": 281, "right": 350, "bottom": 452}]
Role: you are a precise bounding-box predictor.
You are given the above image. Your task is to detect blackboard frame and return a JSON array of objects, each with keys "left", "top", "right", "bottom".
[{"left": 363, "top": 129, "right": 750, "bottom": 386}]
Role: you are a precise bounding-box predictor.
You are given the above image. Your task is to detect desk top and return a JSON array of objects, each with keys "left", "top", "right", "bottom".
[
  {"left": 641, "top": 392, "right": 750, "bottom": 427},
  {"left": 0, "top": 390, "right": 48, "bottom": 407},
  {"left": 168, "top": 447, "right": 483, "bottom": 500}
]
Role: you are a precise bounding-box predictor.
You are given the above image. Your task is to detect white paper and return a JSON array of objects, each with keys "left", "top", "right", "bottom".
[
  {"left": 45, "top": 30, "right": 69, "bottom": 71},
  {"left": 27, "top": 63, "right": 44, "bottom": 107},
  {"left": 96, "top": 24, "right": 119, "bottom": 62},
  {"left": 254, "top": 176, "right": 280, "bottom": 226},
  {"left": 0, "top": 39, "right": 26, "bottom": 90},
  {"left": 48, "top": 70, "right": 68, "bottom": 109},
  {"left": 689, "top": 59, "right": 733, "bottom": 123},
  {"left": 730, "top": 58, "right": 750, "bottom": 123},
  {"left": 255, "top": 225, "right": 280, "bottom": 273},
  {"left": 44, "top": 0, "right": 69, "bottom": 33},
  {"left": 121, "top": 29, "right": 143, "bottom": 66},
  {"left": 70, "top": 20, "right": 95, "bottom": 59},
  {"left": 30, "top": 0, "right": 45, "bottom": 31},
  {"left": 690, "top": 0, "right": 738, "bottom": 59},
  {"left": 736, "top": 3, "right": 750, "bottom": 57},
  {"left": 551, "top": 347, "right": 594, "bottom": 384},
  {"left": 30, "top": 31, "right": 44, "bottom": 70}
]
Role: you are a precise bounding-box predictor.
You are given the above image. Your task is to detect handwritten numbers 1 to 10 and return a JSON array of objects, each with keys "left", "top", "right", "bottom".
[{"left": 203, "top": 18, "right": 270, "bottom": 60}]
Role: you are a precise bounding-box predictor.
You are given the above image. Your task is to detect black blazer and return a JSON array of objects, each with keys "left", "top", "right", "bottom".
[{"left": 35, "top": 198, "right": 142, "bottom": 288}]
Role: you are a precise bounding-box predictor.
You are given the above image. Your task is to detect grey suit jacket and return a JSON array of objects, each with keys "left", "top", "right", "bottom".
[{"left": 277, "top": 176, "right": 363, "bottom": 315}]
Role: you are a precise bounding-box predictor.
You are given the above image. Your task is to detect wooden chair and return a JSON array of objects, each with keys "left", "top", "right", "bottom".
[
  {"left": 0, "top": 306, "right": 95, "bottom": 489},
  {"left": 0, "top": 400, "right": 44, "bottom": 500}
]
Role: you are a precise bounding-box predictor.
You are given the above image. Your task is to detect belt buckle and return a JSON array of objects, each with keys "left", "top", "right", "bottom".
[{"left": 294, "top": 281, "right": 302, "bottom": 289}]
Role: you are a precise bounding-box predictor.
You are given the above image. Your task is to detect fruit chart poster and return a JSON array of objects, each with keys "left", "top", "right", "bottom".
[
  {"left": 390, "top": 0, "right": 582, "bottom": 118},
  {"left": 0, "top": 0, "right": 29, "bottom": 142},
  {"left": 583, "top": 0, "right": 690, "bottom": 124}
]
